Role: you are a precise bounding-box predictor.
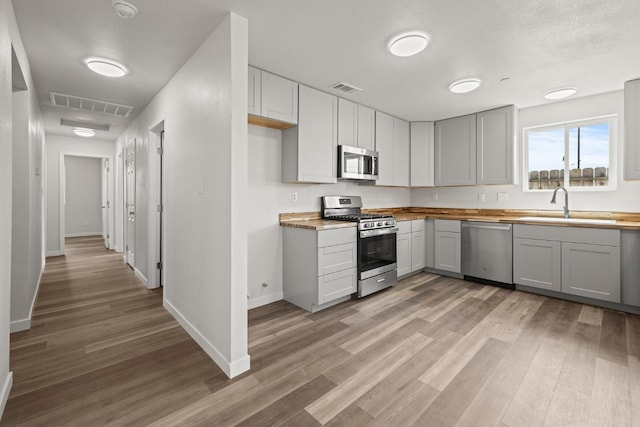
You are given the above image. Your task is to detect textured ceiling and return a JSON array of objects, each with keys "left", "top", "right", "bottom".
[{"left": 12, "top": 0, "right": 640, "bottom": 141}]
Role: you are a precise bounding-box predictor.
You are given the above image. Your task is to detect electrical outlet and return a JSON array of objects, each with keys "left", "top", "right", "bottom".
[
  {"left": 432, "top": 193, "right": 439, "bottom": 201},
  {"left": 497, "top": 192, "right": 509, "bottom": 202},
  {"left": 291, "top": 191, "right": 298, "bottom": 203},
  {"left": 478, "top": 193, "right": 486, "bottom": 202}
]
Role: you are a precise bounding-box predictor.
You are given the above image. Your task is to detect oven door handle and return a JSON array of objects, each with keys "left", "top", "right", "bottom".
[{"left": 359, "top": 227, "right": 399, "bottom": 238}]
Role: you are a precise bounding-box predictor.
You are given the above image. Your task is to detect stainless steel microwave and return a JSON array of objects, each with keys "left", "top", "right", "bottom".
[{"left": 338, "top": 145, "right": 379, "bottom": 181}]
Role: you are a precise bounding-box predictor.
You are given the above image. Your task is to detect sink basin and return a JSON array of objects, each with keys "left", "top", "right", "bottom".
[{"left": 519, "top": 216, "right": 616, "bottom": 225}]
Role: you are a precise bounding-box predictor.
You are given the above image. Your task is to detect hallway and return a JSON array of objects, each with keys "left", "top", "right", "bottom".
[{"left": 2, "top": 237, "right": 227, "bottom": 425}]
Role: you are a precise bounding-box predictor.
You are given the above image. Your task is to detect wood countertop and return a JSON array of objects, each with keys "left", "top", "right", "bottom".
[{"left": 280, "top": 208, "right": 640, "bottom": 230}]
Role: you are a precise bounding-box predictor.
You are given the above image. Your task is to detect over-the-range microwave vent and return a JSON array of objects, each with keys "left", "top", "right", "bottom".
[
  {"left": 49, "top": 91, "right": 134, "bottom": 118},
  {"left": 329, "top": 82, "right": 362, "bottom": 95}
]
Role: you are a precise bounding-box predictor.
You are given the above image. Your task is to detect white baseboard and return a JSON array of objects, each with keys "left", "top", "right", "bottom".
[
  {"left": 46, "top": 250, "right": 63, "bottom": 257},
  {"left": 134, "top": 267, "right": 148, "bottom": 287},
  {"left": 65, "top": 232, "right": 102, "bottom": 238},
  {"left": 0, "top": 372, "right": 13, "bottom": 420},
  {"left": 10, "top": 318, "right": 31, "bottom": 333},
  {"left": 248, "top": 291, "right": 283, "bottom": 309},
  {"left": 163, "top": 298, "right": 250, "bottom": 378}
]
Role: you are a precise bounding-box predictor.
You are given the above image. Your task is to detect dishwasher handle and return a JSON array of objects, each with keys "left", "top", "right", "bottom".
[{"left": 461, "top": 221, "right": 512, "bottom": 231}]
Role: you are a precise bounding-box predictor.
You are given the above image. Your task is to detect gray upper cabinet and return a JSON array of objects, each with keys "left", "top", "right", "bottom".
[
  {"left": 357, "top": 105, "right": 375, "bottom": 151},
  {"left": 248, "top": 66, "right": 261, "bottom": 116},
  {"left": 375, "top": 111, "right": 394, "bottom": 186},
  {"left": 625, "top": 79, "right": 640, "bottom": 179},
  {"left": 260, "top": 70, "right": 298, "bottom": 124},
  {"left": 393, "top": 118, "right": 410, "bottom": 187},
  {"left": 435, "top": 114, "right": 477, "bottom": 186},
  {"left": 477, "top": 106, "right": 515, "bottom": 185},
  {"left": 338, "top": 99, "right": 375, "bottom": 151},
  {"left": 282, "top": 85, "right": 337, "bottom": 183},
  {"left": 410, "top": 122, "right": 435, "bottom": 187}
]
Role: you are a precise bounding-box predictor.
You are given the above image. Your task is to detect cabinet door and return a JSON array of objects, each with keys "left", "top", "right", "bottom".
[
  {"left": 261, "top": 71, "right": 298, "bottom": 124},
  {"left": 435, "top": 231, "right": 461, "bottom": 273},
  {"left": 393, "top": 118, "right": 410, "bottom": 187},
  {"left": 624, "top": 79, "right": 640, "bottom": 179},
  {"left": 338, "top": 98, "right": 357, "bottom": 147},
  {"left": 435, "top": 114, "right": 477, "bottom": 186},
  {"left": 357, "top": 105, "right": 375, "bottom": 151},
  {"left": 513, "top": 238, "right": 561, "bottom": 292},
  {"left": 412, "top": 230, "right": 426, "bottom": 272},
  {"left": 410, "top": 122, "right": 435, "bottom": 187},
  {"left": 561, "top": 243, "right": 620, "bottom": 302},
  {"left": 375, "top": 111, "right": 394, "bottom": 186},
  {"left": 297, "top": 85, "right": 338, "bottom": 183},
  {"left": 318, "top": 243, "right": 356, "bottom": 276},
  {"left": 477, "top": 106, "right": 514, "bottom": 185},
  {"left": 397, "top": 232, "right": 412, "bottom": 277},
  {"left": 248, "top": 66, "right": 261, "bottom": 116}
]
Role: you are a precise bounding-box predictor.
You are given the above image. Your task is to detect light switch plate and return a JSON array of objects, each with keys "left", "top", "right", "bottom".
[{"left": 478, "top": 193, "right": 486, "bottom": 202}]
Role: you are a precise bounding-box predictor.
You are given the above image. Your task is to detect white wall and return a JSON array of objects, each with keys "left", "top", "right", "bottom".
[
  {"left": 412, "top": 91, "right": 640, "bottom": 212},
  {"left": 64, "top": 156, "right": 102, "bottom": 236},
  {"left": 45, "top": 135, "right": 115, "bottom": 256},
  {"left": 247, "top": 124, "right": 411, "bottom": 308},
  {"left": 115, "top": 13, "right": 250, "bottom": 378}
]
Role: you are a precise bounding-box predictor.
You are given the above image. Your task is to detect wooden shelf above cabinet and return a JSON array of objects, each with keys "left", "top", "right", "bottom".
[{"left": 248, "top": 114, "right": 295, "bottom": 130}]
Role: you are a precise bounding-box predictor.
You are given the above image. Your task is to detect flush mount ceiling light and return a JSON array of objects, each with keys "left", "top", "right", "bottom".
[
  {"left": 112, "top": 0, "right": 138, "bottom": 18},
  {"left": 544, "top": 87, "right": 577, "bottom": 100},
  {"left": 85, "top": 57, "right": 128, "bottom": 78},
  {"left": 74, "top": 128, "right": 96, "bottom": 137},
  {"left": 388, "top": 32, "right": 429, "bottom": 57},
  {"left": 449, "top": 78, "right": 482, "bottom": 94}
]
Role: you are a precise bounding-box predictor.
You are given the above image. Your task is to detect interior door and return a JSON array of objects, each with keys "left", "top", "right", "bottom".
[
  {"left": 101, "top": 158, "right": 110, "bottom": 248},
  {"left": 125, "top": 139, "right": 136, "bottom": 267}
]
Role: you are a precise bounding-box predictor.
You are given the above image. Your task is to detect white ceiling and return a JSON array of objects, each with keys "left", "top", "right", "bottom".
[{"left": 12, "top": 0, "right": 640, "bottom": 141}]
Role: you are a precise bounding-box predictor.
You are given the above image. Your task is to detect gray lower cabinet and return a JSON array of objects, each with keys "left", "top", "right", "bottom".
[
  {"left": 513, "top": 224, "right": 621, "bottom": 303},
  {"left": 397, "top": 220, "right": 426, "bottom": 278},
  {"left": 561, "top": 242, "right": 620, "bottom": 303},
  {"left": 434, "top": 220, "right": 461, "bottom": 273},
  {"left": 513, "top": 238, "right": 561, "bottom": 291},
  {"left": 283, "top": 226, "right": 356, "bottom": 312}
]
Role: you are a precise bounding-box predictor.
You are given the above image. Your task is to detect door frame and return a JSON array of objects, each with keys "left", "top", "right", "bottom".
[
  {"left": 58, "top": 152, "right": 114, "bottom": 255},
  {"left": 148, "top": 121, "right": 165, "bottom": 289}
]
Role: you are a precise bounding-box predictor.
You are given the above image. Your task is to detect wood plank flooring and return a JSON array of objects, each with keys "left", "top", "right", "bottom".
[{"left": 2, "top": 236, "right": 640, "bottom": 426}]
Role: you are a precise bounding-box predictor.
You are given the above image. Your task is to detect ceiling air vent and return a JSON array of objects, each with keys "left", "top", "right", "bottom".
[
  {"left": 329, "top": 82, "right": 362, "bottom": 95},
  {"left": 49, "top": 91, "right": 134, "bottom": 118}
]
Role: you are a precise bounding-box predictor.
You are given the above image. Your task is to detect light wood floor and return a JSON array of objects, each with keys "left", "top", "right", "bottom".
[{"left": 2, "top": 236, "right": 640, "bottom": 426}]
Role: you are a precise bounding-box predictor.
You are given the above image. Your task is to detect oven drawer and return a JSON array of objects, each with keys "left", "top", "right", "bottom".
[
  {"left": 318, "top": 268, "right": 357, "bottom": 305},
  {"left": 318, "top": 242, "right": 356, "bottom": 275}
]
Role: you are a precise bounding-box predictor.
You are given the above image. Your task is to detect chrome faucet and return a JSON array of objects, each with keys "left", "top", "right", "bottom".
[{"left": 550, "top": 186, "right": 569, "bottom": 218}]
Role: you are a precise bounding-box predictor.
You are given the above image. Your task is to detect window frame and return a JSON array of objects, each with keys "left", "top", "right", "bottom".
[{"left": 523, "top": 114, "right": 617, "bottom": 192}]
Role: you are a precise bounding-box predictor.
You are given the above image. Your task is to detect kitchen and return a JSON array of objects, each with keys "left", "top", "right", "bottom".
[{"left": 2, "top": 0, "right": 640, "bottom": 424}]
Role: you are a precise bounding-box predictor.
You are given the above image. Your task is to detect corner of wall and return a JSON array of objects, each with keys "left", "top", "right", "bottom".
[{"left": 0, "top": 371, "right": 13, "bottom": 420}]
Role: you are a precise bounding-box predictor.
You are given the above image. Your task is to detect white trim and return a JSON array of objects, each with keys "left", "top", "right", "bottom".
[
  {"left": 133, "top": 267, "right": 148, "bottom": 287},
  {"left": 46, "top": 250, "right": 63, "bottom": 257},
  {"left": 0, "top": 372, "right": 13, "bottom": 419},
  {"left": 64, "top": 232, "right": 102, "bottom": 238},
  {"left": 248, "top": 292, "right": 283, "bottom": 309},
  {"left": 10, "top": 318, "right": 30, "bottom": 333},
  {"left": 163, "top": 298, "right": 251, "bottom": 378}
]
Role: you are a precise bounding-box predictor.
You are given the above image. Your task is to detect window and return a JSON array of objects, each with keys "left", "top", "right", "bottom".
[{"left": 525, "top": 116, "right": 616, "bottom": 190}]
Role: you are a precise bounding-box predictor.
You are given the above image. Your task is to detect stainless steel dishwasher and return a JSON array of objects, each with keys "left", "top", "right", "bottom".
[{"left": 461, "top": 221, "right": 513, "bottom": 287}]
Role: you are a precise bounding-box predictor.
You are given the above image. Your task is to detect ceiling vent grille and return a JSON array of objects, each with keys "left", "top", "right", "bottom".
[
  {"left": 49, "top": 91, "right": 134, "bottom": 118},
  {"left": 329, "top": 82, "right": 362, "bottom": 95}
]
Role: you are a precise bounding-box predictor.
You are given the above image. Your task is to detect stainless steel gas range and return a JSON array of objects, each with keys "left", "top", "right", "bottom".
[{"left": 322, "top": 195, "right": 398, "bottom": 297}]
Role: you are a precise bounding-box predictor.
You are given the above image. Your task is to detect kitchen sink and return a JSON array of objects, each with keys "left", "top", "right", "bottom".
[{"left": 519, "top": 216, "right": 616, "bottom": 225}]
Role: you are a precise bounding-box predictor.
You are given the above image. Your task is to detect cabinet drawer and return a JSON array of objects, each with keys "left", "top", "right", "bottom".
[
  {"left": 318, "top": 227, "right": 356, "bottom": 248},
  {"left": 397, "top": 221, "right": 412, "bottom": 235},
  {"left": 435, "top": 219, "right": 461, "bottom": 233},
  {"left": 411, "top": 219, "right": 424, "bottom": 232},
  {"left": 318, "top": 242, "right": 356, "bottom": 276},
  {"left": 318, "top": 268, "right": 356, "bottom": 305}
]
